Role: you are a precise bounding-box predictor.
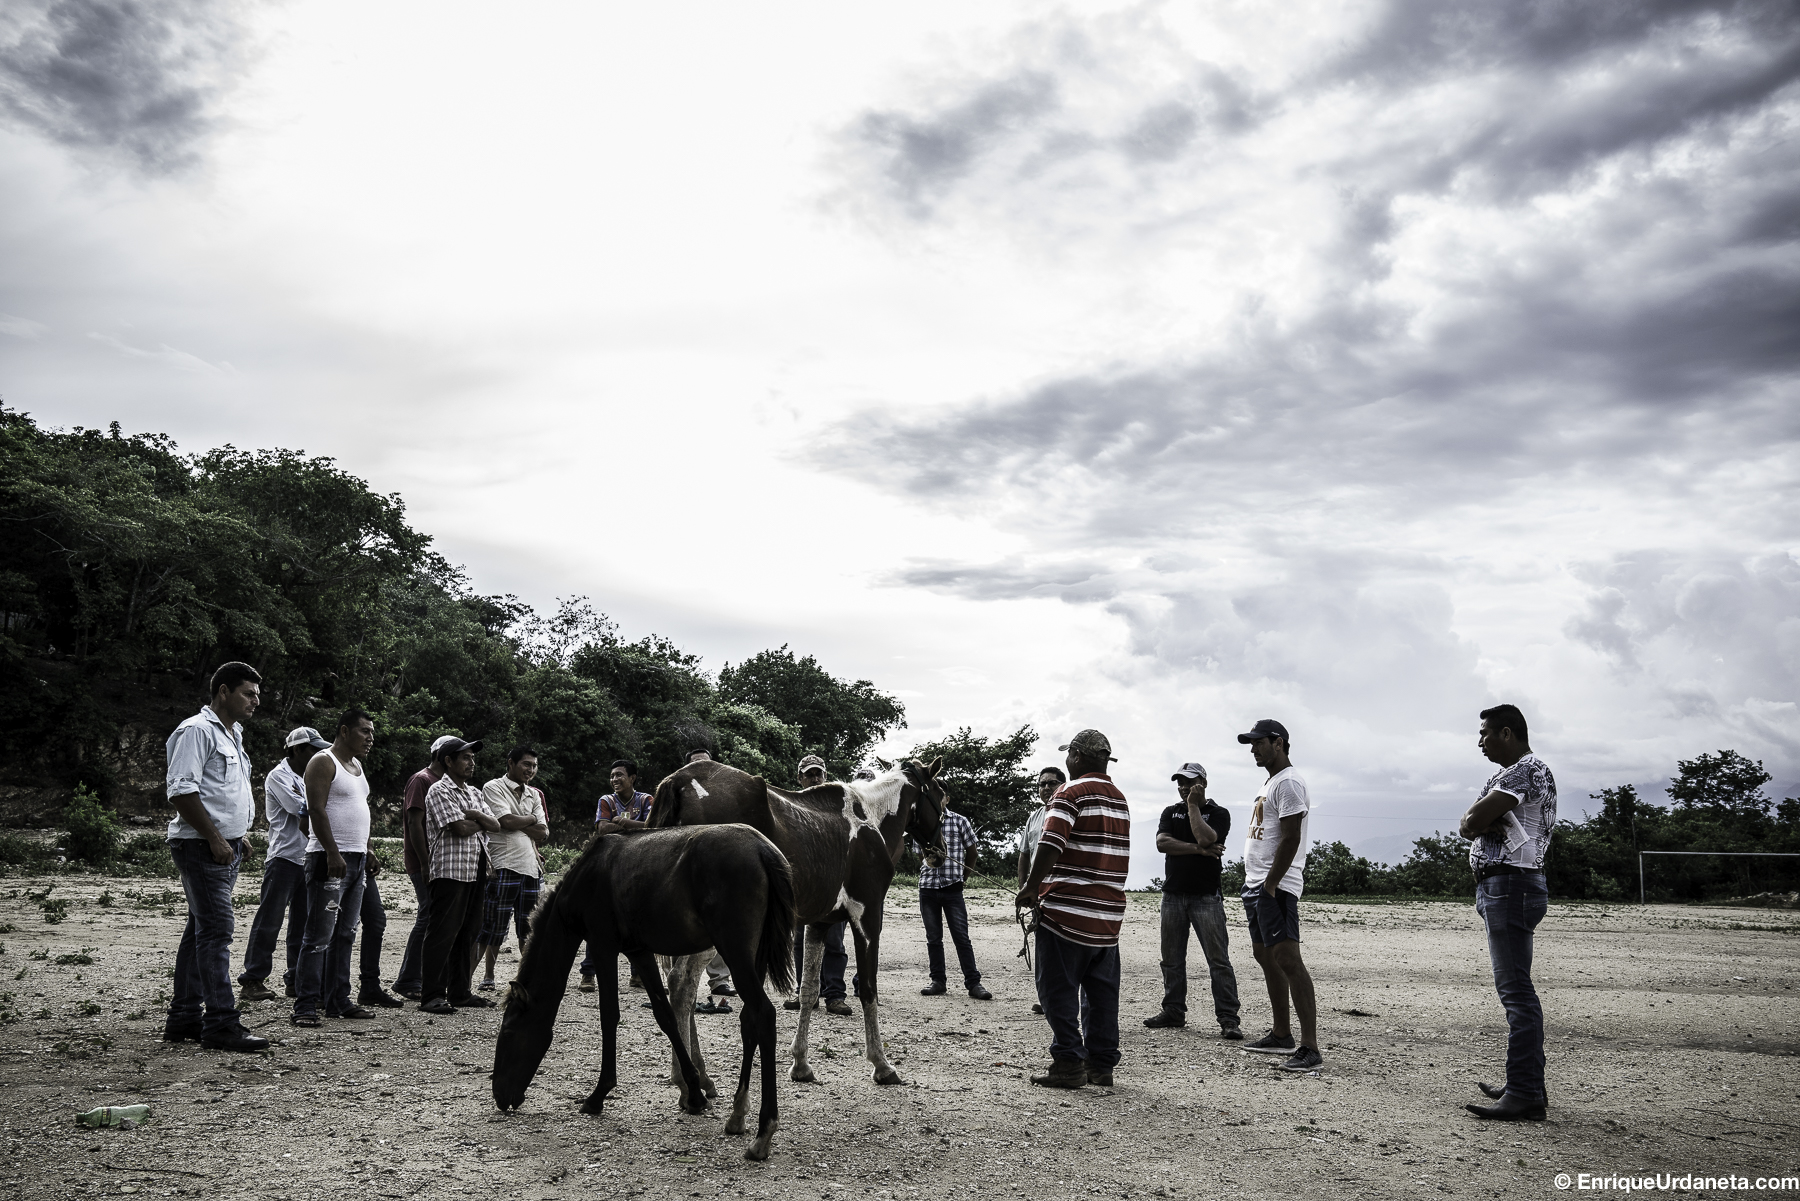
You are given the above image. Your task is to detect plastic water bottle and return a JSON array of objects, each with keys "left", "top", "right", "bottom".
[{"left": 75, "top": 1104, "right": 151, "bottom": 1128}]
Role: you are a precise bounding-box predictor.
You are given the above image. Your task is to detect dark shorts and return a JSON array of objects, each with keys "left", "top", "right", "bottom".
[{"left": 1241, "top": 888, "right": 1301, "bottom": 946}]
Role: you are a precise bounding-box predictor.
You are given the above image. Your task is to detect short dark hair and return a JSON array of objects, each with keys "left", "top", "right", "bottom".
[
  {"left": 508, "top": 744, "right": 538, "bottom": 764},
  {"left": 1038, "top": 766, "right": 1067, "bottom": 783},
  {"left": 336, "top": 707, "right": 374, "bottom": 733},
  {"left": 610, "top": 759, "right": 638, "bottom": 777},
  {"left": 1480, "top": 704, "right": 1529, "bottom": 744},
  {"left": 210, "top": 661, "right": 261, "bottom": 698}
]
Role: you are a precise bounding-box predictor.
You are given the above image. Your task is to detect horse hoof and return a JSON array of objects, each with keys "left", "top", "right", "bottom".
[
  {"left": 745, "top": 1140, "right": 773, "bottom": 1162},
  {"left": 873, "top": 1067, "right": 903, "bottom": 1086},
  {"left": 790, "top": 1066, "right": 816, "bottom": 1084},
  {"left": 682, "top": 1097, "right": 710, "bottom": 1116},
  {"left": 724, "top": 1114, "right": 746, "bottom": 1136},
  {"left": 702, "top": 1079, "right": 719, "bottom": 1099},
  {"left": 579, "top": 1099, "right": 606, "bottom": 1115}
]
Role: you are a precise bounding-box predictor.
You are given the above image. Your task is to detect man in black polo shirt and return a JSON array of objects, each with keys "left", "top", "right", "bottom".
[{"left": 1145, "top": 762, "right": 1242, "bottom": 1038}]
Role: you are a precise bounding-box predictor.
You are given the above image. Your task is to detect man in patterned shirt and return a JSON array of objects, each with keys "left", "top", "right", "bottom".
[
  {"left": 913, "top": 802, "right": 993, "bottom": 1000},
  {"left": 1460, "top": 703, "right": 1556, "bottom": 1121},
  {"left": 1016, "top": 729, "right": 1130, "bottom": 1089},
  {"left": 420, "top": 737, "right": 501, "bottom": 1014}
]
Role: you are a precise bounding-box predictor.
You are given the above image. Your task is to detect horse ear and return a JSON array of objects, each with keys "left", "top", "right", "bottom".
[
  {"left": 874, "top": 756, "right": 893, "bottom": 772},
  {"left": 927, "top": 756, "right": 943, "bottom": 778}
]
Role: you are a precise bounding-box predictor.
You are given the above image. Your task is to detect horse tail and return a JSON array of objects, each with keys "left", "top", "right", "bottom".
[
  {"left": 755, "top": 839, "right": 797, "bottom": 995},
  {"left": 647, "top": 771, "right": 684, "bottom": 829}
]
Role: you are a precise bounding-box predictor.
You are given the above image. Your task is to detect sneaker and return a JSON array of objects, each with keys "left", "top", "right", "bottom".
[
  {"left": 1143, "top": 1010, "right": 1185, "bottom": 1029},
  {"left": 1244, "top": 1031, "right": 1297, "bottom": 1056},
  {"left": 578, "top": 973, "right": 596, "bottom": 993},
  {"left": 1220, "top": 1025, "right": 1244, "bottom": 1041},
  {"left": 1276, "top": 1045, "right": 1323, "bottom": 1072},
  {"left": 238, "top": 978, "right": 276, "bottom": 1003},
  {"left": 201, "top": 1026, "right": 270, "bottom": 1053},
  {"left": 825, "top": 998, "right": 855, "bottom": 1016},
  {"left": 477, "top": 978, "right": 496, "bottom": 992}
]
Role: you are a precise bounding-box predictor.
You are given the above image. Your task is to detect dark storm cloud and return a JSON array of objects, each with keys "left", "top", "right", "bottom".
[{"left": 0, "top": 0, "right": 255, "bottom": 174}]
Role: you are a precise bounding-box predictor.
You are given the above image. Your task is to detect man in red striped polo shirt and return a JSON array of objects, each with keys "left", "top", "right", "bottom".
[{"left": 1015, "top": 728, "right": 1131, "bottom": 1089}]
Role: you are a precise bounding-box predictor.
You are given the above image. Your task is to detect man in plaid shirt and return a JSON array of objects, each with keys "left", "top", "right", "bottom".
[
  {"left": 913, "top": 804, "right": 993, "bottom": 1000},
  {"left": 420, "top": 737, "right": 501, "bottom": 1014}
]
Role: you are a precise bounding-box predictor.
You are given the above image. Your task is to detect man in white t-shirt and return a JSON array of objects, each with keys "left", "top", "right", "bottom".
[
  {"left": 1236, "top": 719, "right": 1322, "bottom": 1073},
  {"left": 476, "top": 746, "right": 550, "bottom": 991}
]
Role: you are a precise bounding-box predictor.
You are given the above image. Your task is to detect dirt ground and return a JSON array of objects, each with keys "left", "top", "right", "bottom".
[{"left": 1, "top": 873, "right": 1796, "bottom": 1201}]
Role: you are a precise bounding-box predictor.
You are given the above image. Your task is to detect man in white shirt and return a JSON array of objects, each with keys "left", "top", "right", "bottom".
[
  {"left": 238, "top": 726, "right": 328, "bottom": 1003},
  {"left": 476, "top": 746, "right": 550, "bottom": 991},
  {"left": 1236, "top": 719, "right": 1322, "bottom": 1073}
]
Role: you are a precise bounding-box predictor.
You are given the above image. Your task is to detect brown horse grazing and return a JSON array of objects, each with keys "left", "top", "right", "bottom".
[
  {"left": 647, "top": 758, "right": 947, "bottom": 1087},
  {"left": 491, "top": 824, "right": 795, "bottom": 1161}
]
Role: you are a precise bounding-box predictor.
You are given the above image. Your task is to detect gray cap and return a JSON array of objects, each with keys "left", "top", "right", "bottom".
[
  {"left": 434, "top": 737, "right": 483, "bottom": 762},
  {"left": 1171, "top": 762, "right": 1208, "bottom": 783},
  {"left": 1058, "top": 729, "right": 1117, "bottom": 762},
  {"left": 430, "top": 734, "right": 460, "bottom": 755},
  {"left": 798, "top": 754, "right": 828, "bottom": 776},
  {"left": 284, "top": 726, "right": 330, "bottom": 751}
]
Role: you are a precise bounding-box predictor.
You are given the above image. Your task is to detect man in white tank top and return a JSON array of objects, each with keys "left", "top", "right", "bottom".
[{"left": 293, "top": 709, "right": 377, "bottom": 1026}]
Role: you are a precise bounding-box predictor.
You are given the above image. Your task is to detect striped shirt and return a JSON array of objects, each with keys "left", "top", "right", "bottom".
[
  {"left": 1035, "top": 773, "right": 1130, "bottom": 947},
  {"left": 913, "top": 810, "right": 977, "bottom": 889}
]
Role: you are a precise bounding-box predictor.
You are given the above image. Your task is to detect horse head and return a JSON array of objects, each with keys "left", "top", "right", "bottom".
[
  {"left": 900, "top": 756, "right": 948, "bottom": 861},
  {"left": 491, "top": 888, "right": 579, "bottom": 1111}
]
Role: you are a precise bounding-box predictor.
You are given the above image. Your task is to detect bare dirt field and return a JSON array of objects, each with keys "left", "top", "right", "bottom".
[{"left": 1, "top": 873, "right": 1796, "bottom": 1200}]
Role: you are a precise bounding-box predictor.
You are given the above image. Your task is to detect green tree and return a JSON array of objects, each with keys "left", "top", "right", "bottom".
[
  {"left": 1667, "top": 750, "right": 1772, "bottom": 818},
  {"left": 904, "top": 725, "right": 1037, "bottom": 872},
  {"left": 718, "top": 645, "right": 906, "bottom": 780}
]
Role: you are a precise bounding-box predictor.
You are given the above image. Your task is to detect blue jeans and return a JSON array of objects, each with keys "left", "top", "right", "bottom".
[
  {"left": 1476, "top": 872, "right": 1548, "bottom": 1104},
  {"left": 920, "top": 886, "right": 982, "bottom": 988},
  {"left": 395, "top": 867, "right": 431, "bottom": 993},
  {"left": 168, "top": 838, "right": 245, "bottom": 1036},
  {"left": 240, "top": 856, "right": 307, "bottom": 987},
  {"left": 359, "top": 868, "right": 387, "bottom": 989},
  {"left": 1160, "top": 891, "right": 1240, "bottom": 1027},
  {"left": 795, "top": 920, "right": 849, "bottom": 1001},
  {"left": 1033, "top": 926, "right": 1120, "bottom": 1068},
  {"left": 295, "top": 851, "right": 367, "bottom": 1017}
]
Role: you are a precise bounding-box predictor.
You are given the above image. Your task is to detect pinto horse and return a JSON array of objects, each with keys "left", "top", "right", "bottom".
[
  {"left": 491, "top": 824, "right": 795, "bottom": 1161},
  {"left": 647, "top": 758, "right": 947, "bottom": 1088}
]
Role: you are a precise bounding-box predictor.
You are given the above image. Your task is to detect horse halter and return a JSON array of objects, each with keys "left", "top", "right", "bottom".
[{"left": 901, "top": 761, "right": 949, "bottom": 856}]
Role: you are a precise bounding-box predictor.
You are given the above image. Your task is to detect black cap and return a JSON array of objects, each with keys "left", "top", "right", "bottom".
[
  {"left": 434, "top": 736, "right": 483, "bottom": 762},
  {"left": 1235, "top": 719, "right": 1289, "bottom": 744}
]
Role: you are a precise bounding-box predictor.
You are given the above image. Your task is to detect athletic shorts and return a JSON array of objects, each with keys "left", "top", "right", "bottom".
[{"left": 1241, "top": 888, "right": 1301, "bottom": 946}]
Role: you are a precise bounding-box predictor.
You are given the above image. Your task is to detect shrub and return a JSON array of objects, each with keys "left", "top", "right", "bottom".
[
  {"left": 62, "top": 785, "right": 119, "bottom": 864},
  {"left": 0, "top": 835, "right": 56, "bottom": 874}
]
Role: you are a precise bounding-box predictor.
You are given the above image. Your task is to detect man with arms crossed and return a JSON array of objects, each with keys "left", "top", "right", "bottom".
[
  {"left": 476, "top": 745, "right": 550, "bottom": 991},
  {"left": 1016, "top": 730, "right": 1130, "bottom": 1089},
  {"left": 1238, "top": 719, "right": 1322, "bottom": 1072},
  {"left": 1460, "top": 703, "right": 1556, "bottom": 1121},
  {"left": 239, "top": 726, "right": 327, "bottom": 1003},
  {"left": 163, "top": 662, "right": 269, "bottom": 1052},
  {"left": 292, "top": 709, "right": 378, "bottom": 1026},
  {"left": 393, "top": 735, "right": 455, "bottom": 1000},
  {"left": 1145, "top": 762, "right": 1242, "bottom": 1038},
  {"left": 422, "top": 737, "right": 502, "bottom": 1013}
]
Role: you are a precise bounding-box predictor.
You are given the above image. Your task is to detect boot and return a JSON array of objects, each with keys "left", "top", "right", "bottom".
[
  {"left": 1030, "top": 1056, "right": 1088, "bottom": 1089},
  {"left": 238, "top": 978, "right": 275, "bottom": 1003},
  {"left": 1465, "top": 1092, "right": 1546, "bottom": 1121},
  {"left": 1086, "top": 1064, "right": 1113, "bottom": 1087}
]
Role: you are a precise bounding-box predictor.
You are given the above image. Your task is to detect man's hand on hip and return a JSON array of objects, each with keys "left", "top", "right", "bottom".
[
  {"left": 326, "top": 850, "right": 347, "bottom": 879},
  {"left": 207, "top": 836, "right": 235, "bottom": 865}
]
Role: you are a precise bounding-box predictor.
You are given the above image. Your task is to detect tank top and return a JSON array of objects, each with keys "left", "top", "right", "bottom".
[{"left": 305, "top": 750, "right": 372, "bottom": 854}]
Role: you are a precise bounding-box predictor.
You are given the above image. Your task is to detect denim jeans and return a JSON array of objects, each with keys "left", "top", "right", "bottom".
[
  {"left": 1033, "top": 926, "right": 1121, "bottom": 1068},
  {"left": 920, "top": 885, "right": 982, "bottom": 988},
  {"left": 1159, "top": 891, "right": 1240, "bottom": 1027},
  {"left": 1476, "top": 871, "right": 1549, "bottom": 1104},
  {"left": 169, "top": 838, "right": 246, "bottom": 1037},
  {"left": 395, "top": 867, "right": 432, "bottom": 993},
  {"left": 359, "top": 868, "right": 387, "bottom": 989},
  {"left": 241, "top": 856, "right": 307, "bottom": 988},
  {"left": 423, "top": 877, "right": 484, "bottom": 1004},
  {"left": 795, "top": 920, "right": 849, "bottom": 1001},
  {"left": 294, "top": 851, "right": 367, "bottom": 1017}
]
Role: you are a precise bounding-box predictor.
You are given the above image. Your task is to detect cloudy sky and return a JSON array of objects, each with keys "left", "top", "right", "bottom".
[{"left": 3, "top": 0, "right": 1797, "bottom": 877}]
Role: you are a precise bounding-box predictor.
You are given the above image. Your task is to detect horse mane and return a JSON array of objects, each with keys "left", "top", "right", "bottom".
[{"left": 844, "top": 765, "right": 908, "bottom": 827}]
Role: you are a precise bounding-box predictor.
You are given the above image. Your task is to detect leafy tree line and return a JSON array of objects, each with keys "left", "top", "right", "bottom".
[
  {"left": 1263, "top": 750, "right": 1799, "bottom": 901},
  {"left": 0, "top": 408, "right": 907, "bottom": 833}
]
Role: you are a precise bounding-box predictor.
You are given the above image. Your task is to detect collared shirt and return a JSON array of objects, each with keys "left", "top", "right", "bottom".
[
  {"left": 262, "top": 759, "right": 311, "bottom": 866},
  {"left": 1470, "top": 753, "right": 1558, "bottom": 872},
  {"left": 1036, "top": 773, "right": 1131, "bottom": 947},
  {"left": 401, "top": 765, "right": 442, "bottom": 875},
  {"left": 913, "top": 810, "right": 978, "bottom": 889},
  {"left": 425, "top": 777, "right": 492, "bottom": 882},
  {"left": 597, "top": 789, "right": 653, "bottom": 824},
  {"left": 482, "top": 775, "right": 545, "bottom": 878},
  {"left": 165, "top": 706, "right": 254, "bottom": 842}
]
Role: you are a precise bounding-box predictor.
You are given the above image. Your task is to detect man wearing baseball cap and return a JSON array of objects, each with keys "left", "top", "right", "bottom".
[
  {"left": 393, "top": 734, "right": 459, "bottom": 1000},
  {"left": 420, "top": 736, "right": 501, "bottom": 1012},
  {"left": 1145, "top": 762, "right": 1241, "bottom": 1038},
  {"left": 1016, "top": 729, "right": 1131, "bottom": 1089},
  {"left": 1236, "top": 719, "right": 1322, "bottom": 1072},
  {"left": 237, "top": 726, "right": 329, "bottom": 1003}
]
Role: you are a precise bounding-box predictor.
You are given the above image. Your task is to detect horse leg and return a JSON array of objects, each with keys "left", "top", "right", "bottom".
[
  {"left": 725, "top": 994, "right": 754, "bottom": 1137},
  {"left": 631, "top": 950, "right": 708, "bottom": 1114},
  {"left": 749, "top": 973, "right": 781, "bottom": 1160},
  {"left": 788, "top": 923, "right": 825, "bottom": 1083},
  {"left": 582, "top": 956, "right": 621, "bottom": 1114},
  {"left": 661, "top": 954, "right": 716, "bottom": 1097},
  {"left": 850, "top": 917, "right": 901, "bottom": 1085}
]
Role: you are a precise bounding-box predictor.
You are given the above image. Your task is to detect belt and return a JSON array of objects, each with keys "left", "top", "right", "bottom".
[{"left": 1475, "top": 862, "right": 1529, "bottom": 882}]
